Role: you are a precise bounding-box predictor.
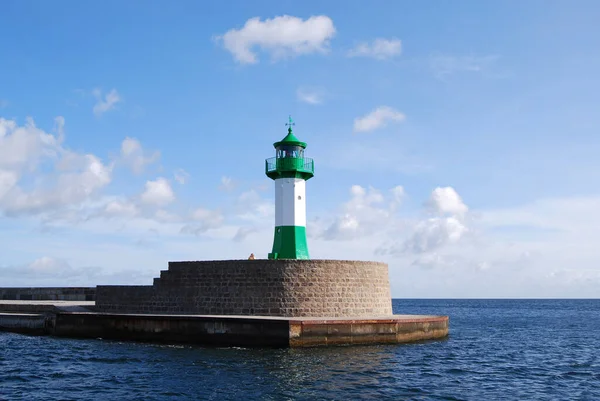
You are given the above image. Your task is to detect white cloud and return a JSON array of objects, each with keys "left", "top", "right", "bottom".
[
  {"left": 32, "top": 153, "right": 111, "bottom": 209},
  {"left": 102, "top": 199, "right": 140, "bottom": 219},
  {"left": 0, "top": 116, "right": 61, "bottom": 171},
  {"left": 140, "top": 177, "right": 175, "bottom": 207},
  {"left": 4, "top": 162, "right": 600, "bottom": 298},
  {"left": 216, "top": 15, "right": 336, "bottom": 64},
  {"left": 426, "top": 186, "right": 468, "bottom": 216},
  {"left": 347, "top": 38, "right": 402, "bottom": 60},
  {"left": 92, "top": 88, "right": 121, "bottom": 116},
  {"left": 0, "top": 117, "right": 114, "bottom": 217},
  {"left": 120, "top": 137, "right": 160, "bottom": 174},
  {"left": 28, "top": 256, "right": 71, "bottom": 273},
  {"left": 0, "top": 256, "right": 87, "bottom": 285},
  {"left": 390, "top": 185, "right": 405, "bottom": 209},
  {"left": 320, "top": 185, "right": 398, "bottom": 241},
  {"left": 404, "top": 216, "right": 469, "bottom": 254},
  {"left": 0, "top": 170, "right": 18, "bottom": 199},
  {"left": 121, "top": 137, "right": 140, "bottom": 155},
  {"left": 296, "top": 87, "right": 324, "bottom": 105},
  {"left": 375, "top": 186, "right": 471, "bottom": 259},
  {"left": 353, "top": 106, "right": 405, "bottom": 133},
  {"left": 3, "top": 110, "right": 600, "bottom": 297},
  {"left": 0, "top": 117, "right": 231, "bottom": 246},
  {"left": 429, "top": 54, "right": 500, "bottom": 80},
  {"left": 174, "top": 169, "right": 190, "bottom": 185}
]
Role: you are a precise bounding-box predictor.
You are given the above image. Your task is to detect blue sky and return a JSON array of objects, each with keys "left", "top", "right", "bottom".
[{"left": 1, "top": 0, "right": 600, "bottom": 297}]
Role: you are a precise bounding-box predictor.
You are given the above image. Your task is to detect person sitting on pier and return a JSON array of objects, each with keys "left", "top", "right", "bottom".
[{"left": 248, "top": 253, "right": 255, "bottom": 260}]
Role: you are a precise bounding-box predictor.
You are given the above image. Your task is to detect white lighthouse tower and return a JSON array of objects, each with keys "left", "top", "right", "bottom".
[{"left": 265, "top": 116, "right": 314, "bottom": 259}]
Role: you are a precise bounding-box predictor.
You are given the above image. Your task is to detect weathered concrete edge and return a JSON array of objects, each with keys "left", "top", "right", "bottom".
[
  {"left": 0, "top": 312, "right": 449, "bottom": 348},
  {"left": 0, "top": 312, "right": 50, "bottom": 335},
  {"left": 296, "top": 316, "right": 448, "bottom": 325},
  {"left": 289, "top": 316, "right": 449, "bottom": 347}
]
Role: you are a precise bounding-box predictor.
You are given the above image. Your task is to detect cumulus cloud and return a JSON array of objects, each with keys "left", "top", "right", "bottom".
[
  {"left": 29, "top": 256, "right": 71, "bottom": 273},
  {"left": 347, "top": 38, "right": 402, "bottom": 60},
  {"left": 120, "top": 137, "right": 160, "bottom": 174},
  {"left": 372, "top": 186, "right": 472, "bottom": 262},
  {"left": 0, "top": 170, "right": 18, "bottom": 199},
  {"left": 0, "top": 117, "right": 114, "bottom": 217},
  {"left": 3, "top": 158, "right": 600, "bottom": 297},
  {"left": 0, "top": 116, "right": 235, "bottom": 247},
  {"left": 92, "top": 88, "right": 121, "bottom": 116},
  {"left": 0, "top": 256, "right": 81, "bottom": 281},
  {"left": 321, "top": 185, "right": 400, "bottom": 241},
  {"left": 10, "top": 153, "right": 112, "bottom": 214},
  {"left": 296, "top": 87, "right": 324, "bottom": 105},
  {"left": 407, "top": 187, "right": 469, "bottom": 255},
  {"left": 404, "top": 216, "right": 469, "bottom": 254},
  {"left": 311, "top": 184, "right": 479, "bottom": 272},
  {"left": 140, "top": 178, "right": 175, "bottom": 206},
  {"left": 353, "top": 106, "right": 405, "bottom": 133},
  {"left": 426, "top": 186, "right": 468, "bottom": 216},
  {"left": 102, "top": 199, "right": 140, "bottom": 219},
  {"left": 216, "top": 15, "right": 336, "bottom": 64},
  {"left": 0, "top": 116, "right": 61, "bottom": 171}
]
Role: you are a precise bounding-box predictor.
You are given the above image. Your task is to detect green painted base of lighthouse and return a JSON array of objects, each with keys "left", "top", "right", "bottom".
[{"left": 268, "top": 226, "right": 310, "bottom": 260}]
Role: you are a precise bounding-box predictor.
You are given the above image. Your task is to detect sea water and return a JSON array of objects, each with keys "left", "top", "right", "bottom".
[{"left": 1, "top": 299, "right": 599, "bottom": 400}]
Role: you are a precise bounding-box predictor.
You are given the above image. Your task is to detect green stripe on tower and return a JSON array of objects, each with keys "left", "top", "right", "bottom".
[{"left": 268, "top": 226, "right": 309, "bottom": 260}]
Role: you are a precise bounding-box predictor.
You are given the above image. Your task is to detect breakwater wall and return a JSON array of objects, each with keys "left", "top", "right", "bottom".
[
  {"left": 0, "top": 307, "right": 449, "bottom": 347},
  {"left": 96, "top": 259, "right": 393, "bottom": 317}
]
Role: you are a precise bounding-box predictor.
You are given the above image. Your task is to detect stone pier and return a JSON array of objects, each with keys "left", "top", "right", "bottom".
[
  {"left": 0, "top": 259, "right": 450, "bottom": 347},
  {"left": 95, "top": 259, "right": 393, "bottom": 317}
]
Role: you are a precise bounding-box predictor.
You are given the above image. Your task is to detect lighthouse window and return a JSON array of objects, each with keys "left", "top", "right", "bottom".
[
  {"left": 277, "top": 145, "right": 303, "bottom": 158},
  {"left": 298, "top": 195, "right": 302, "bottom": 200}
]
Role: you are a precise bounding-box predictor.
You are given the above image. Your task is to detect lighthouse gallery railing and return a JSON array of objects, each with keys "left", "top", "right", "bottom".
[{"left": 265, "top": 157, "right": 314, "bottom": 175}]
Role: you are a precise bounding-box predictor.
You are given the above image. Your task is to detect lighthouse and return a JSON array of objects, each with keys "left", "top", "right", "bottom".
[{"left": 265, "top": 116, "right": 314, "bottom": 259}]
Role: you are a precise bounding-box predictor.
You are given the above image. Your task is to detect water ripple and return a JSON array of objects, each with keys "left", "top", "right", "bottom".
[{"left": 1, "top": 299, "right": 599, "bottom": 400}]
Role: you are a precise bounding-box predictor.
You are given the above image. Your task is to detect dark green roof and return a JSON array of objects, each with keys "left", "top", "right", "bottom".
[{"left": 274, "top": 127, "right": 307, "bottom": 148}]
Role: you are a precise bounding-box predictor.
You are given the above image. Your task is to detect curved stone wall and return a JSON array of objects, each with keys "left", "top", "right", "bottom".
[{"left": 96, "top": 259, "right": 393, "bottom": 318}]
